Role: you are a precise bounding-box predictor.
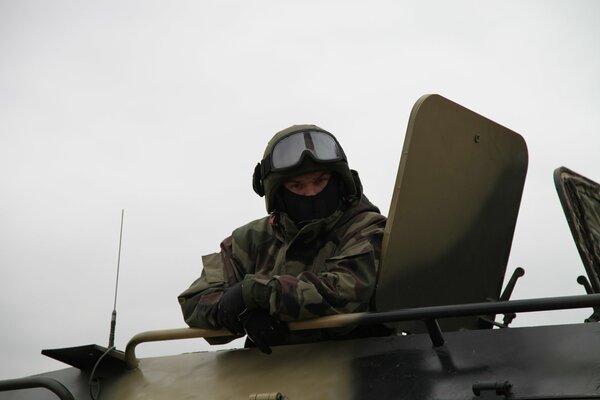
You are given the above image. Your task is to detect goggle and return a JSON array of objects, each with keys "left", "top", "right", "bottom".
[{"left": 260, "top": 130, "right": 346, "bottom": 178}]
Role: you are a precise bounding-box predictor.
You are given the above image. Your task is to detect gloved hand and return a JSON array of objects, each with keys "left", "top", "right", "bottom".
[
  {"left": 243, "top": 310, "right": 288, "bottom": 354},
  {"left": 216, "top": 282, "right": 246, "bottom": 334}
]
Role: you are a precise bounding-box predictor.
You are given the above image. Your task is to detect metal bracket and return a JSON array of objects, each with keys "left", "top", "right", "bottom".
[
  {"left": 577, "top": 275, "right": 600, "bottom": 322},
  {"left": 479, "top": 268, "right": 525, "bottom": 328},
  {"left": 499, "top": 268, "right": 525, "bottom": 326},
  {"left": 423, "top": 318, "right": 445, "bottom": 347},
  {"left": 473, "top": 381, "right": 513, "bottom": 399},
  {"left": 249, "top": 392, "right": 284, "bottom": 400}
]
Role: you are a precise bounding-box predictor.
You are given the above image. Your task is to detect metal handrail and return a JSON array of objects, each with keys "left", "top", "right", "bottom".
[
  {"left": 125, "top": 327, "right": 229, "bottom": 368},
  {"left": 125, "top": 293, "right": 600, "bottom": 368},
  {"left": 0, "top": 377, "right": 75, "bottom": 400}
]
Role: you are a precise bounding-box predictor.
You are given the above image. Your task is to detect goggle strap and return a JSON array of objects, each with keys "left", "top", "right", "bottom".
[{"left": 260, "top": 156, "right": 272, "bottom": 179}]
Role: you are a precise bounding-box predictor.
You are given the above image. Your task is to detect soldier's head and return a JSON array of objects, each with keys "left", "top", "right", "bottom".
[{"left": 252, "top": 125, "right": 361, "bottom": 221}]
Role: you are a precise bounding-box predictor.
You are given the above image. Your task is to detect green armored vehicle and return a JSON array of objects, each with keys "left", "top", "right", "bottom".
[{"left": 2, "top": 95, "right": 600, "bottom": 400}]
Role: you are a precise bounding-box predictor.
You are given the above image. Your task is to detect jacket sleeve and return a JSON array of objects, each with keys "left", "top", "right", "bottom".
[
  {"left": 178, "top": 236, "right": 242, "bottom": 329},
  {"left": 241, "top": 212, "right": 386, "bottom": 322}
]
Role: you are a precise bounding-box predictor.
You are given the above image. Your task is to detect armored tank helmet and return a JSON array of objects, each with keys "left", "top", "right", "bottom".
[{"left": 252, "top": 124, "right": 360, "bottom": 213}]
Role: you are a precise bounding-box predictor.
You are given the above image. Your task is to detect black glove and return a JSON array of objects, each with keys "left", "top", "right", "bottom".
[
  {"left": 216, "top": 283, "right": 246, "bottom": 334},
  {"left": 243, "top": 310, "right": 288, "bottom": 354}
]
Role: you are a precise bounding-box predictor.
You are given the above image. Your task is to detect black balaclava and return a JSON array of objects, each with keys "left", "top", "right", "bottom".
[{"left": 276, "top": 175, "right": 341, "bottom": 225}]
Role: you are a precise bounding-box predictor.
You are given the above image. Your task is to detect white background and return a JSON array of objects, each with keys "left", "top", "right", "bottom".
[{"left": 1, "top": 0, "right": 599, "bottom": 379}]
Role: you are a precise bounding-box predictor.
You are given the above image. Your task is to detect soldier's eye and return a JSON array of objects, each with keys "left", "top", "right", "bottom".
[{"left": 316, "top": 175, "right": 330, "bottom": 185}]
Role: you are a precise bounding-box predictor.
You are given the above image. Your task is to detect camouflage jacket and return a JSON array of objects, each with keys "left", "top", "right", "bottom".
[{"left": 178, "top": 195, "right": 386, "bottom": 334}]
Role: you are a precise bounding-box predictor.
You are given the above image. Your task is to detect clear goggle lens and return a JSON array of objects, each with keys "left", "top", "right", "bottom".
[{"left": 270, "top": 131, "right": 344, "bottom": 171}]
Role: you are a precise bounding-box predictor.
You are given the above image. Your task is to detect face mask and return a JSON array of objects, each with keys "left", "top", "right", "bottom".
[{"left": 277, "top": 176, "right": 341, "bottom": 225}]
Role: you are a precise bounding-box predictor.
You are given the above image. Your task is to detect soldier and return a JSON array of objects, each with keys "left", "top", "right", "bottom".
[{"left": 178, "top": 125, "right": 387, "bottom": 353}]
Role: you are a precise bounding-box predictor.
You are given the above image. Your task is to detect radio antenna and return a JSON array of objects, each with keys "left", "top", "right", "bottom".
[{"left": 109, "top": 209, "right": 125, "bottom": 348}]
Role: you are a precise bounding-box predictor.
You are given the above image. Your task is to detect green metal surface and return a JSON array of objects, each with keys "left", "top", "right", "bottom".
[{"left": 376, "top": 94, "right": 528, "bottom": 332}]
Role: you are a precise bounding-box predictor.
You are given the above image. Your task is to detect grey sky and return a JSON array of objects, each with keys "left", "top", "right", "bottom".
[{"left": 1, "top": 0, "right": 599, "bottom": 379}]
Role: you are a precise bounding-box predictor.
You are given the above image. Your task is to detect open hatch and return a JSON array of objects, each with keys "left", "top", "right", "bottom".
[
  {"left": 554, "top": 166, "right": 600, "bottom": 322},
  {"left": 375, "top": 94, "right": 528, "bottom": 333}
]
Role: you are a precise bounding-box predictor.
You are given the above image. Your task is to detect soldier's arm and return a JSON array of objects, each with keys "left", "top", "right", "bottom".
[
  {"left": 177, "top": 236, "right": 242, "bottom": 330},
  {"left": 242, "top": 213, "right": 386, "bottom": 321}
]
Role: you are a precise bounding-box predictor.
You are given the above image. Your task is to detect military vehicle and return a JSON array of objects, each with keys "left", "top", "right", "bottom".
[{"left": 2, "top": 94, "right": 599, "bottom": 399}]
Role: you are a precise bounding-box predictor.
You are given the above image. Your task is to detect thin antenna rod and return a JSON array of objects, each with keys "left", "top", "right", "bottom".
[{"left": 109, "top": 209, "right": 125, "bottom": 348}]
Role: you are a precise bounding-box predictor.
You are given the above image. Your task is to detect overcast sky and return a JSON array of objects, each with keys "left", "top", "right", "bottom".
[{"left": 1, "top": 0, "right": 600, "bottom": 380}]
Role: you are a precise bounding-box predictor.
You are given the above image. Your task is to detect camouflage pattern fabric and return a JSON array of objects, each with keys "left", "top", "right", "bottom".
[{"left": 178, "top": 195, "right": 386, "bottom": 341}]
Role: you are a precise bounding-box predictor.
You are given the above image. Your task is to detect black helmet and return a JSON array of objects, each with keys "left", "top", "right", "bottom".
[{"left": 252, "top": 124, "right": 360, "bottom": 213}]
